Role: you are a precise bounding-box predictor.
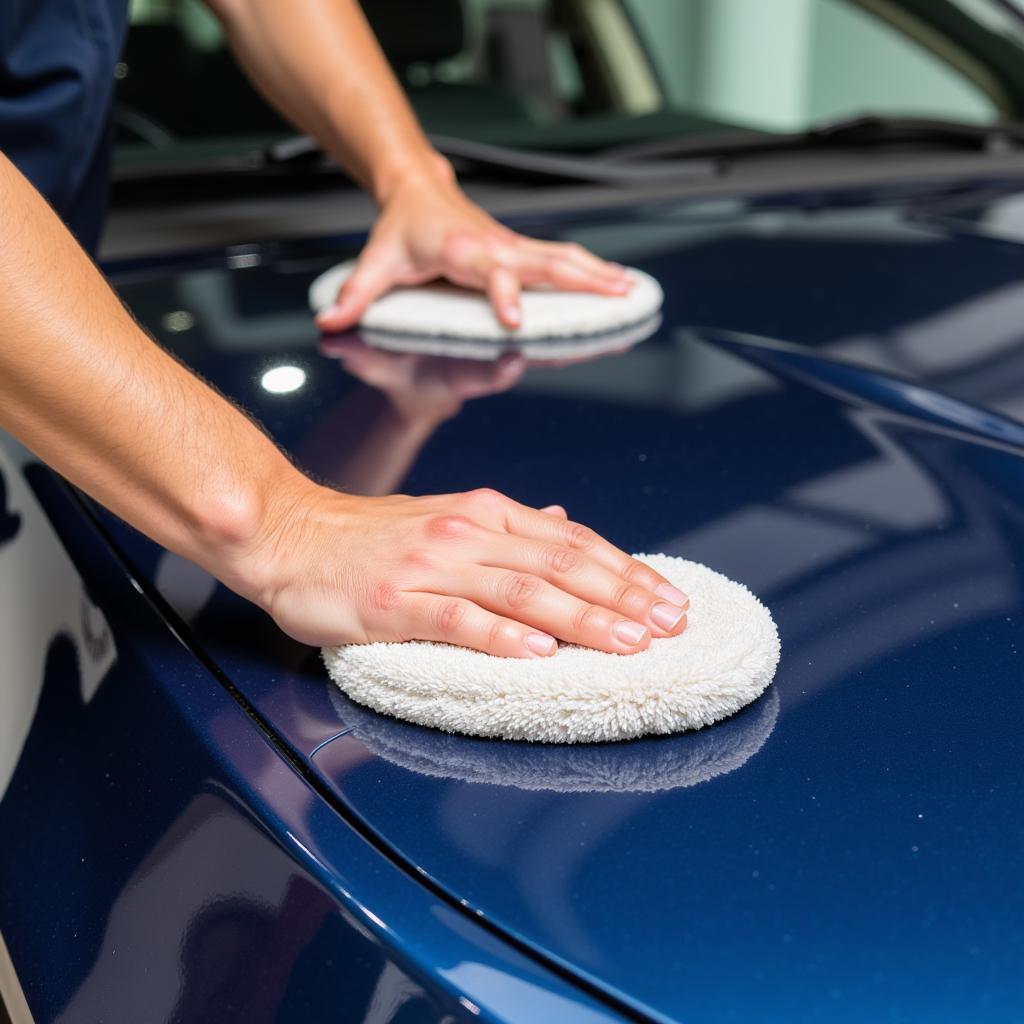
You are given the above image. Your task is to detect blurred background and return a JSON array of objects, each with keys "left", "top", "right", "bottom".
[{"left": 114, "top": 0, "right": 1022, "bottom": 167}]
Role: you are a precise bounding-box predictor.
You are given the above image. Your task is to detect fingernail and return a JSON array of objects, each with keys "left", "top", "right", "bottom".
[
  {"left": 315, "top": 304, "right": 343, "bottom": 325},
  {"left": 505, "top": 306, "right": 521, "bottom": 327},
  {"left": 613, "top": 619, "right": 648, "bottom": 646},
  {"left": 656, "top": 583, "right": 689, "bottom": 608},
  {"left": 650, "top": 602, "right": 685, "bottom": 632},
  {"left": 525, "top": 632, "right": 556, "bottom": 657}
]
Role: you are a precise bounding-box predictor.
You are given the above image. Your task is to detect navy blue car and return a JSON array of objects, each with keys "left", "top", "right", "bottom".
[{"left": 3, "top": 1, "right": 1024, "bottom": 1021}]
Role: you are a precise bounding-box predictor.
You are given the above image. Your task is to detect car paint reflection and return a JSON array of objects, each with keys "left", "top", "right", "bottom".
[
  {"left": 69, "top": 183, "right": 1024, "bottom": 1021},
  {"left": 0, "top": 440, "right": 118, "bottom": 800},
  {"left": 0, "top": 470, "right": 627, "bottom": 1022},
  {"left": 319, "top": 684, "right": 778, "bottom": 794}
]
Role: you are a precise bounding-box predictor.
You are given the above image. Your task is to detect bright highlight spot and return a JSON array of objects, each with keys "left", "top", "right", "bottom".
[{"left": 261, "top": 365, "right": 306, "bottom": 394}]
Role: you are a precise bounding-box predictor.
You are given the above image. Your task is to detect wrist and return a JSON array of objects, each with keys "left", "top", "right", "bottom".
[
  {"left": 371, "top": 148, "right": 455, "bottom": 206},
  {"left": 192, "top": 458, "right": 327, "bottom": 610}
]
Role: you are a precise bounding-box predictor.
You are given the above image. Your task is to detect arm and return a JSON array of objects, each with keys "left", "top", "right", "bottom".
[
  {"left": 206, "top": 0, "right": 632, "bottom": 329},
  {"left": 0, "top": 154, "right": 688, "bottom": 655}
]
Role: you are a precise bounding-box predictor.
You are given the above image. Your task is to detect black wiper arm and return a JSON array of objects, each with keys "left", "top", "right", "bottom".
[
  {"left": 269, "top": 133, "right": 717, "bottom": 187},
  {"left": 602, "top": 115, "right": 1024, "bottom": 163}
]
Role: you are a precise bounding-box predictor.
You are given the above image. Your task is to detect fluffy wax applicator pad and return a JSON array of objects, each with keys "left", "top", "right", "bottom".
[
  {"left": 309, "top": 260, "right": 663, "bottom": 343},
  {"left": 322, "top": 555, "right": 781, "bottom": 744}
]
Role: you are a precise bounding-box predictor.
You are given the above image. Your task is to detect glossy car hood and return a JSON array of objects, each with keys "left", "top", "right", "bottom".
[{"left": 102, "top": 178, "right": 1024, "bottom": 1023}]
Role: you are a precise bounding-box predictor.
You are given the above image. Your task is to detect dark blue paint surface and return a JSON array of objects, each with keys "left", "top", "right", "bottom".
[
  {"left": 0, "top": 464, "right": 629, "bottom": 1023},
  {"left": 6, "top": 173, "right": 1024, "bottom": 1022}
]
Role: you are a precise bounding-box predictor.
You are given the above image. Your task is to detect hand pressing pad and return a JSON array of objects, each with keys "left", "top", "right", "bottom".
[
  {"left": 322, "top": 554, "right": 781, "bottom": 744},
  {"left": 309, "top": 260, "right": 663, "bottom": 342}
]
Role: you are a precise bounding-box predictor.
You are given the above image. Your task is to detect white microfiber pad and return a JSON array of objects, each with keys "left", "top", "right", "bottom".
[
  {"left": 322, "top": 554, "right": 781, "bottom": 744},
  {"left": 309, "top": 260, "right": 663, "bottom": 342},
  {"left": 357, "top": 314, "right": 660, "bottom": 361}
]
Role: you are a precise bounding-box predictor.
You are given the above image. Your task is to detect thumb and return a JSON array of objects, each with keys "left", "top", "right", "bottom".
[{"left": 316, "top": 252, "right": 395, "bottom": 332}]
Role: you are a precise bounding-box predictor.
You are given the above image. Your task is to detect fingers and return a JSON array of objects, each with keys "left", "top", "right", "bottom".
[
  {"left": 398, "top": 593, "right": 558, "bottom": 659},
  {"left": 445, "top": 489, "right": 689, "bottom": 618},
  {"left": 517, "top": 243, "right": 632, "bottom": 296},
  {"left": 540, "top": 504, "right": 568, "bottom": 518},
  {"left": 487, "top": 265, "right": 522, "bottom": 328},
  {"left": 436, "top": 564, "right": 652, "bottom": 655},
  {"left": 440, "top": 234, "right": 635, "bottom": 331},
  {"left": 496, "top": 498, "right": 689, "bottom": 607},
  {"left": 316, "top": 253, "right": 396, "bottom": 332},
  {"left": 475, "top": 533, "right": 688, "bottom": 639},
  {"left": 555, "top": 243, "right": 630, "bottom": 284}
]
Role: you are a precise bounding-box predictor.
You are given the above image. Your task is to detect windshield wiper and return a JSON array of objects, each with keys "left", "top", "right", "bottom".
[
  {"left": 601, "top": 115, "right": 1024, "bottom": 163},
  {"left": 118, "top": 114, "right": 1006, "bottom": 190},
  {"left": 267, "top": 133, "right": 717, "bottom": 187}
]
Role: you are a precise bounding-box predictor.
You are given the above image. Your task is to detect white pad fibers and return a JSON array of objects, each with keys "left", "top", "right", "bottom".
[
  {"left": 357, "top": 315, "right": 660, "bottom": 361},
  {"left": 309, "top": 260, "right": 663, "bottom": 343},
  {"left": 322, "top": 554, "right": 781, "bottom": 744}
]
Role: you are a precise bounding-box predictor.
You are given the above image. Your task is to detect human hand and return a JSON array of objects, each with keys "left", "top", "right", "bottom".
[
  {"left": 315, "top": 163, "right": 633, "bottom": 332},
  {"left": 244, "top": 480, "right": 689, "bottom": 657}
]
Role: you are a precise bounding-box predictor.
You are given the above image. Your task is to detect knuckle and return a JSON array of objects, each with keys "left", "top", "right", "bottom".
[
  {"left": 441, "top": 231, "right": 472, "bottom": 261},
  {"left": 564, "top": 522, "right": 595, "bottom": 552},
  {"left": 571, "top": 602, "right": 605, "bottom": 634},
  {"left": 470, "top": 486, "right": 503, "bottom": 503},
  {"left": 402, "top": 547, "right": 434, "bottom": 570},
  {"left": 504, "top": 572, "right": 541, "bottom": 609},
  {"left": 369, "top": 578, "right": 401, "bottom": 613},
  {"left": 425, "top": 514, "right": 473, "bottom": 541},
  {"left": 621, "top": 559, "right": 652, "bottom": 585},
  {"left": 492, "top": 244, "right": 516, "bottom": 267},
  {"left": 612, "top": 582, "right": 649, "bottom": 616},
  {"left": 548, "top": 545, "right": 580, "bottom": 575},
  {"left": 487, "top": 618, "right": 512, "bottom": 650},
  {"left": 435, "top": 600, "right": 466, "bottom": 637},
  {"left": 462, "top": 486, "right": 505, "bottom": 517}
]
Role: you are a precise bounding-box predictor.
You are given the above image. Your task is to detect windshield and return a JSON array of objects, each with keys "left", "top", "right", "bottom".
[{"left": 114, "top": 0, "right": 1024, "bottom": 170}]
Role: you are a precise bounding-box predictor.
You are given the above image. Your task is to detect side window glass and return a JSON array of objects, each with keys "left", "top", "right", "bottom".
[{"left": 625, "top": 0, "right": 999, "bottom": 131}]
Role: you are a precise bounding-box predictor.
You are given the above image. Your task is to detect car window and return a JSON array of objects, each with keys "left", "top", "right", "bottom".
[
  {"left": 115, "top": 0, "right": 1024, "bottom": 170},
  {"left": 626, "top": 0, "right": 1002, "bottom": 131}
]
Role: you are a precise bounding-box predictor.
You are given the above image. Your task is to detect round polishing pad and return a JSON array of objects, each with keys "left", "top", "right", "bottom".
[
  {"left": 357, "top": 314, "right": 660, "bottom": 361},
  {"left": 309, "top": 260, "right": 663, "bottom": 342},
  {"left": 322, "top": 554, "right": 781, "bottom": 744}
]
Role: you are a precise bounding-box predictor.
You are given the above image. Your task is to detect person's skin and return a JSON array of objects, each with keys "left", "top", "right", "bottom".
[
  {"left": 0, "top": 157, "right": 688, "bottom": 656},
  {"left": 207, "top": 0, "right": 634, "bottom": 330},
  {"left": 0, "top": 0, "right": 691, "bottom": 658}
]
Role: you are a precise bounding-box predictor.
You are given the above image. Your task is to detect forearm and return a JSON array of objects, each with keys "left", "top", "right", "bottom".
[
  {"left": 0, "top": 159, "right": 681, "bottom": 657},
  {"left": 0, "top": 153, "right": 299, "bottom": 597},
  {"left": 209, "top": 0, "right": 447, "bottom": 202}
]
